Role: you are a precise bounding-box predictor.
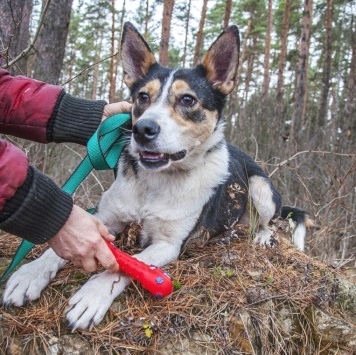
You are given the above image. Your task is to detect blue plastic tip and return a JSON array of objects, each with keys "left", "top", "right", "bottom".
[{"left": 156, "top": 277, "right": 164, "bottom": 284}]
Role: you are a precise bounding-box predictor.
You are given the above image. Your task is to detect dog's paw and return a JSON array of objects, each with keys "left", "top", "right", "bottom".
[
  {"left": 3, "top": 250, "right": 65, "bottom": 308},
  {"left": 254, "top": 229, "right": 276, "bottom": 247},
  {"left": 66, "top": 271, "right": 130, "bottom": 331}
]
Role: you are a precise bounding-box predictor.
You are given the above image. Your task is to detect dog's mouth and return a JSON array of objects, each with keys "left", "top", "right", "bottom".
[{"left": 138, "top": 150, "right": 187, "bottom": 169}]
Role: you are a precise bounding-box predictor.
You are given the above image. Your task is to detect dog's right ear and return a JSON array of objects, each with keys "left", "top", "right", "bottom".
[{"left": 121, "top": 22, "right": 156, "bottom": 89}]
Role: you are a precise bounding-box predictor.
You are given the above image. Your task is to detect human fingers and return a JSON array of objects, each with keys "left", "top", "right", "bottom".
[
  {"left": 80, "top": 257, "right": 98, "bottom": 273},
  {"left": 95, "top": 240, "right": 119, "bottom": 273},
  {"left": 97, "top": 222, "right": 115, "bottom": 242},
  {"left": 101, "top": 101, "right": 132, "bottom": 121}
]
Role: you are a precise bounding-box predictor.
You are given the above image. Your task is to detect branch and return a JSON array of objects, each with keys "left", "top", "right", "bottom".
[
  {"left": 3, "top": 0, "right": 51, "bottom": 69},
  {"left": 61, "top": 52, "right": 120, "bottom": 86},
  {"left": 269, "top": 150, "right": 356, "bottom": 177}
]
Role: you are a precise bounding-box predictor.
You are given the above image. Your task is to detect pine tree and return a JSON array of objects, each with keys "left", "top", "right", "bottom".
[
  {"left": 0, "top": 0, "right": 33, "bottom": 75},
  {"left": 159, "top": 0, "right": 175, "bottom": 66},
  {"left": 32, "top": 0, "right": 74, "bottom": 84},
  {"left": 192, "top": 0, "right": 208, "bottom": 66},
  {"left": 290, "top": 0, "right": 313, "bottom": 145}
]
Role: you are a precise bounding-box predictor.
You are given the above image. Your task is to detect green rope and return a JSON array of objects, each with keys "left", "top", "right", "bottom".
[{"left": 0, "top": 113, "right": 131, "bottom": 282}]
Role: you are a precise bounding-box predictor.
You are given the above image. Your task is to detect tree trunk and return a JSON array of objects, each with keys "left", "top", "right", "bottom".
[
  {"left": 192, "top": 0, "right": 208, "bottom": 66},
  {"left": 223, "top": 0, "right": 233, "bottom": 28},
  {"left": 235, "top": 15, "right": 253, "bottom": 93},
  {"left": 144, "top": 0, "right": 149, "bottom": 40},
  {"left": 244, "top": 36, "right": 257, "bottom": 104},
  {"left": 91, "top": 36, "right": 103, "bottom": 100},
  {"left": 109, "top": 0, "right": 116, "bottom": 103},
  {"left": 344, "top": 16, "right": 356, "bottom": 137},
  {"left": 274, "top": 0, "right": 291, "bottom": 142},
  {"left": 0, "top": 0, "right": 32, "bottom": 75},
  {"left": 290, "top": 0, "right": 313, "bottom": 144},
  {"left": 276, "top": 0, "right": 291, "bottom": 100},
  {"left": 316, "top": 0, "right": 333, "bottom": 136},
  {"left": 182, "top": 0, "right": 192, "bottom": 67},
  {"left": 116, "top": 0, "right": 126, "bottom": 101},
  {"left": 261, "top": 0, "right": 273, "bottom": 99},
  {"left": 32, "top": 0, "right": 73, "bottom": 84},
  {"left": 159, "top": 0, "right": 175, "bottom": 66}
]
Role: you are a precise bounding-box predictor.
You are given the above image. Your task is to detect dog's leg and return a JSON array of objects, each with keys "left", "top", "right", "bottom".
[
  {"left": 66, "top": 240, "right": 181, "bottom": 331},
  {"left": 3, "top": 248, "right": 67, "bottom": 307},
  {"left": 281, "top": 206, "right": 314, "bottom": 251},
  {"left": 248, "top": 175, "right": 279, "bottom": 246}
]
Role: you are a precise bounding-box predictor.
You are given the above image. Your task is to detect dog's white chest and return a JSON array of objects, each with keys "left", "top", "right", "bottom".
[{"left": 96, "top": 144, "right": 229, "bottom": 237}]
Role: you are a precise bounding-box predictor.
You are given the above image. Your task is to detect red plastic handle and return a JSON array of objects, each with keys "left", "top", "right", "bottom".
[{"left": 105, "top": 241, "right": 173, "bottom": 298}]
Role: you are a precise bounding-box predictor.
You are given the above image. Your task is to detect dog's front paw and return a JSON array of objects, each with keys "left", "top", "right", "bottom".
[
  {"left": 3, "top": 249, "right": 65, "bottom": 308},
  {"left": 66, "top": 271, "right": 130, "bottom": 331},
  {"left": 254, "top": 229, "right": 276, "bottom": 247}
]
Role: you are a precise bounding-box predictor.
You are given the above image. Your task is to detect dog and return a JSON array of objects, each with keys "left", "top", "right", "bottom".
[{"left": 2, "top": 22, "right": 313, "bottom": 331}]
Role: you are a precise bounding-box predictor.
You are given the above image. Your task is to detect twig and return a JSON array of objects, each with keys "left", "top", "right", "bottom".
[
  {"left": 316, "top": 190, "right": 356, "bottom": 217},
  {"left": 5, "top": 1, "right": 27, "bottom": 58},
  {"left": 3, "top": 0, "right": 51, "bottom": 69},
  {"left": 269, "top": 150, "right": 356, "bottom": 177},
  {"left": 61, "top": 52, "right": 120, "bottom": 86}
]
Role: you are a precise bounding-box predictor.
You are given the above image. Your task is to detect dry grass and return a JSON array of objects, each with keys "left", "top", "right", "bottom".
[{"left": 0, "top": 222, "right": 354, "bottom": 354}]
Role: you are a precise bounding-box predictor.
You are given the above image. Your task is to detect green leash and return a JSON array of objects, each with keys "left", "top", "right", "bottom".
[{"left": 0, "top": 113, "right": 131, "bottom": 282}]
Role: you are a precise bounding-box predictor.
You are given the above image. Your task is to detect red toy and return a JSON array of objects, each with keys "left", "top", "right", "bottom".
[{"left": 105, "top": 240, "right": 173, "bottom": 298}]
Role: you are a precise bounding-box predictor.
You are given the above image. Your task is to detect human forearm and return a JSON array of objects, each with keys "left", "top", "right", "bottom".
[
  {"left": 0, "top": 166, "right": 73, "bottom": 244},
  {"left": 47, "top": 92, "right": 106, "bottom": 145},
  {"left": 0, "top": 68, "right": 107, "bottom": 145}
]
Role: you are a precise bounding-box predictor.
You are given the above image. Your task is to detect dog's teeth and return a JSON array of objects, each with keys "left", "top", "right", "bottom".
[{"left": 141, "top": 152, "right": 164, "bottom": 160}]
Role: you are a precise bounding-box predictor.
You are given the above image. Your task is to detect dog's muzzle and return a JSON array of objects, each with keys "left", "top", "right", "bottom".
[
  {"left": 132, "top": 119, "right": 186, "bottom": 169},
  {"left": 133, "top": 119, "right": 160, "bottom": 146}
]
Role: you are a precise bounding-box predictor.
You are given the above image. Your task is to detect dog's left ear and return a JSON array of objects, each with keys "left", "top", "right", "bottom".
[
  {"left": 121, "top": 22, "right": 157, "bottom": 89},
  {"left": 200, "top": 26, "right": 240, "bottom": 95}
]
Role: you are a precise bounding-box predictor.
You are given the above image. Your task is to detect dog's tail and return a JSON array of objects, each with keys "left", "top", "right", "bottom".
[{"left": 281, "top": 206, "right": 314, "bottom": 251}]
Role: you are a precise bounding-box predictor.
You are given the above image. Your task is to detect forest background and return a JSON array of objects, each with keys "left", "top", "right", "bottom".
[{"left": 0, "top": 0, "right": 355, "bottom": 269}]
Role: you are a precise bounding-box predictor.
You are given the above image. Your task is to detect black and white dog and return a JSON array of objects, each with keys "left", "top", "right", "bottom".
[{"left": 3, "top": 23, "right": 312, "bottom": 331}]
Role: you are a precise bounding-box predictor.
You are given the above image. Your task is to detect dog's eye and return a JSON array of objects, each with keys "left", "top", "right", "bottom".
[
  {"left": 138, "top": 92, "right": 150, "bottom": 104},
  {"left": 180, "top": 95, "right": 196, "bottom": 107}
]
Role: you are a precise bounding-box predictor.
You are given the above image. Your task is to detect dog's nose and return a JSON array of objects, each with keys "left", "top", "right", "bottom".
[{"left": 133, "top": 120, "right": 160, "bottom": 145}]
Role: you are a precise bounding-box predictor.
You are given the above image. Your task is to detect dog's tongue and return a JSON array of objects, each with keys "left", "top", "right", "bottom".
[{"left": 141, "top": 152, "right": 165, "bottom": 160}]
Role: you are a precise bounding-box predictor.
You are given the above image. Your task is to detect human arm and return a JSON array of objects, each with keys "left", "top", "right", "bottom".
[
  {"left": 0, "top": 141, "right": 119, "bottom": 272},
  {"left": 0, "top": 69, "right": 131, "bottom": 272},
  {"left": 0, "top": 68, "right": 105, "bottom": 145}
]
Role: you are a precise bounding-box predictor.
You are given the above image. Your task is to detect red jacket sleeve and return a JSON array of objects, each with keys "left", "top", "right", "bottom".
[
  {"left": 0, "top": 68, "right": 62, "bottom": 143},
  {"left": 0, "top": 140, "right": 28, "bottom": 209},
  {"left": 0, "top": 69, "right": 106, "bottom": 243}
]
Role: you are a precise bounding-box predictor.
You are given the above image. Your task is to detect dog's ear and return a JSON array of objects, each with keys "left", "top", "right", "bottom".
[
  {"left": 121, "top": 22, "right": 156, "bottom": 88},
  {"left": 200, "top": 26, "right": 240, "bottom": 95}
]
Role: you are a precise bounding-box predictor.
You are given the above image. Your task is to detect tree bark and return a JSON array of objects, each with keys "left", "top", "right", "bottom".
[
  {"left": 223, "top": 0, "right": 233, "bottom": 28},
  {"left": 316, "top": 0, "right": 333, "bottom": 134},
  {"left": 0, "top": 0, "right": 32, "bottom": 75},
  {"left": 182, "top": 0, "right": 191, "bottom": 67},
  {"left": 261, "top": 0, "right": 273, "bottom": 99},
  {"left": 144, "top": 0, "right": 149, "bottom": 40},
  {"left": 276, "top": 0, "right": 291, "bottom": 100},
  {"left": 345, "top": 16, "right": 356, "bottom": 137},
  {"left": 115, "top": 0, "right": 126, "bottom": 101},
  {"left": 109, "top": 0, "right": 116, "bottom": 103},
  {"left": 159, "top": 0, "right": 175, "bottom": 66},
  {"left": 193, "top": 0, "right": 208, "bottom": 66},
  {"left": 244, "top": 36, "right": 257, "bottom": 104},
  {"left": 290, "top": 0, "right": 313, "bottom": 144},
  {"left": 235, "top": 14, "right": 253, "bottom": 93},
  {"left": 32, "top": 0, "right": 73, "bottom": 84}
]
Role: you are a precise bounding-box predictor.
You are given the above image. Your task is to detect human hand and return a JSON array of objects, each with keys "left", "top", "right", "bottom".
[
  {"left": 48, "top": 205, "right": 119, "bottom": 273},
  {"left": 101, "top": 101, "right": 132, "bottom": 121}
]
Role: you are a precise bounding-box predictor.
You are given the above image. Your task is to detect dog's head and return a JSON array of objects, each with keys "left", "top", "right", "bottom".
[{"left": 121, "top": 22, "right": 240, "bottom": 171}]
